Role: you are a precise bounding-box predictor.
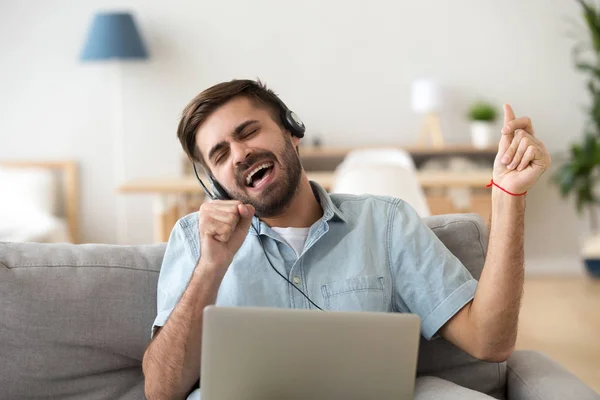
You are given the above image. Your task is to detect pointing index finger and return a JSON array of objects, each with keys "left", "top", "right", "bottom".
[
  {"left": 503, "top": 104, "right": 516, "bottom": 126},
  {"left": 498, "top": 103, "right": 516, "bottom": 155}
]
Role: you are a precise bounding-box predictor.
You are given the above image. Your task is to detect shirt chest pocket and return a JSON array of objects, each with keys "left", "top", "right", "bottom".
[{"left": 321, "top": 275, "right": 386, "bottom": 312}]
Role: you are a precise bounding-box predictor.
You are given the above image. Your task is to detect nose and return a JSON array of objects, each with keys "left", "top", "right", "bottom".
[{"left": 230, "top": 142, "right": 252, "bottom": 167}]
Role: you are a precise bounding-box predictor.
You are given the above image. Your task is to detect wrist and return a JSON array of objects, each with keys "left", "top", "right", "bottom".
[
  {"left": 487, "top": 179, "right": 527, "bottom": 197},
  {"left": 194, "top": 259, "right": 229, "bottom": 282},
  {"left": 491, "top": 186, "right": 525, "bottom": 214}
]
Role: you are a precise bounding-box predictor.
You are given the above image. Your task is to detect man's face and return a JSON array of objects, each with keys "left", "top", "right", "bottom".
[{"left": 196, "top": 96, "right": 303, "bottom": 218}]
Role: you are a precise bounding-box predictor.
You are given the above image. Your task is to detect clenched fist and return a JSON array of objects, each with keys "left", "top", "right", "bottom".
[{"left": 198, "top": 200, "right": 255, "bottom": 274}]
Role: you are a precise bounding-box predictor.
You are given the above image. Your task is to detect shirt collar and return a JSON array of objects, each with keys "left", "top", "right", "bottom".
[
  {"left": 250, "top": 180, "right": 347, "bottom": 235},
  {"left": 310, "top": 180, "right": 347, "bottom": 223}
]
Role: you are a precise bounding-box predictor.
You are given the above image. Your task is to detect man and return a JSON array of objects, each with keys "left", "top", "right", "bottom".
[{"left": 142, "top": 79, "right": 551, "bottom": 399}]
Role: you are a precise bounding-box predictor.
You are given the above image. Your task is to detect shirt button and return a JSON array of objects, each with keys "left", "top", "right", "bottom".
[{"left": 293, "top": 276, "right": 301, "bottom": 285}]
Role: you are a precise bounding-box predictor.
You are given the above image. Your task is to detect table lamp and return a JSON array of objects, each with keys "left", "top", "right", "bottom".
[
  {"left": 80, "top": 12, "right": 149, "bottom": 244},
  {"left": 411, "top": 79, "right": 444, "bottom": 148}
]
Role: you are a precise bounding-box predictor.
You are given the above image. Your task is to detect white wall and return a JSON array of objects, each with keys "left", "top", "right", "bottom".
[{"left": 0, "top": 0, "right": 588, "bottom": 272}]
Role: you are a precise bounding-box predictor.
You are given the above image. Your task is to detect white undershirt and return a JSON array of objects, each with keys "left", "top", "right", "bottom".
[{"left": 271, "top": 226, "right": 311, "bottom": 257}]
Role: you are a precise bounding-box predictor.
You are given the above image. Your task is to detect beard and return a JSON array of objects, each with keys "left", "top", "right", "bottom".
[{"left": 225, "top": 137, "right": 302, "bottom": 218}]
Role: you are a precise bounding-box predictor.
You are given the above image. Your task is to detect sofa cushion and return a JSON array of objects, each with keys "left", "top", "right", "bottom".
[{"left": 0, "top": 242, "right": 166, "bottom": 400}]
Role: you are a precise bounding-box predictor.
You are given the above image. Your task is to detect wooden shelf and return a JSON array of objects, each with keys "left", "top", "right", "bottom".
[
  {"left": 296, "top": 144, "right": 496, "bottom": 172},
  {"left": 299, "top": 144, "right": 497, "bottom": 158}
]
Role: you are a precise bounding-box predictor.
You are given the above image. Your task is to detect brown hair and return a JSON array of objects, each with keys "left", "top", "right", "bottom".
[{"left": 177, "top": 79, "right": 286, "bottom": 166}]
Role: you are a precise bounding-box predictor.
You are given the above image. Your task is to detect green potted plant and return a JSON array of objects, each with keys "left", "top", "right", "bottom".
[
  {"left": 552, "top": 0, "right": 600, "bottom": 278},
  {"left": 467, "top": 100, "right": 497, "bottom": 149}
]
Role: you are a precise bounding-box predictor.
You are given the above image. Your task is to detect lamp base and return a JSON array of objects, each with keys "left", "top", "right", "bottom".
[{"left": 416, "top": 112, "right": 444, "bottom": 149}]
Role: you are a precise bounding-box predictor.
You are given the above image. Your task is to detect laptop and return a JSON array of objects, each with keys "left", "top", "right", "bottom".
[{"left": 200, "top": 306, "right": 421, "bottom": 400}]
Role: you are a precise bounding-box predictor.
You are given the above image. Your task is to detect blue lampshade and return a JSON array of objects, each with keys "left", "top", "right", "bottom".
[{"left": 81, "top": 12, "right": 149, "bottom": 61}]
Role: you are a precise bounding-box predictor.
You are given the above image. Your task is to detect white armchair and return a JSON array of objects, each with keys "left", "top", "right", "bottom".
[
  {"left": 331, "top": 149, "right": 431, "bottom": 217},
  {"left": 341, "top": 148, "right": 417, "bottom": 171}
]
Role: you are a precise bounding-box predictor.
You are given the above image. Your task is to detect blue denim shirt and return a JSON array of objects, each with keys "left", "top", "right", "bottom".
[
  {"left": 153, "top": 182, "right": 477, "bottom": 399},
  {"left": 153, "top": 181, "right": 476, "bottom": 341}
]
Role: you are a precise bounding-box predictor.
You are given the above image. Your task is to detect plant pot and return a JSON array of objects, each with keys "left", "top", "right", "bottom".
[
  {"left": 581, "top": 235, "right": 600, "bottom": 278},
  {"left": 470, "top": 121, "right": 493, "bottom": 149}
]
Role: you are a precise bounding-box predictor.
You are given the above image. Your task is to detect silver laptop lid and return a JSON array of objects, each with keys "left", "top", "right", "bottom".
[{"left": 201, "top": 306, "right": 421, "bottom": 400}]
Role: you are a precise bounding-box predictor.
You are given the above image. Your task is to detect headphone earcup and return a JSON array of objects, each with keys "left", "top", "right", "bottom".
[{"left": 285, "top": 109, "right": 305, "bottom": 138}]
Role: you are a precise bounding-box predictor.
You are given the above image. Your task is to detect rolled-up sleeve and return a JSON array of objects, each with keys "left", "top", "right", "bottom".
[
  {"left": 388, "top": 200, "right": 477, "bottom": 340},
  {"left": 151, "top": 213, "right": 200, "bottom": 338}
]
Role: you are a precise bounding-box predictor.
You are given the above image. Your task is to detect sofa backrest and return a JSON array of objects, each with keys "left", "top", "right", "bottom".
[
  {"left": 0, "top": 213, "right": 504, "bottom": 399},
  {"left": 0, "top": 242, "right": 166, "bottom": 400}
]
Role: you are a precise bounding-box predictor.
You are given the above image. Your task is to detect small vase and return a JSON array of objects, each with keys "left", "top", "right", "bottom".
[{"left": 470, "top": 121, "right": 493, "bottom": 149}]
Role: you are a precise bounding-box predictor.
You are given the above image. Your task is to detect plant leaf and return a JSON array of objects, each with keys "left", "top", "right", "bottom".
[{"left": 578, "top": 0, "right": 600, "bottom": 53}]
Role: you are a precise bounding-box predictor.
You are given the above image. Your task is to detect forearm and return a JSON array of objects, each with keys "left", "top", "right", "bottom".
[
  {"left": 470, "top": 186, "right": 525, "bottom": 358},
  {"left": 142, "top": 262, "right": 223, "bottom": 399}
]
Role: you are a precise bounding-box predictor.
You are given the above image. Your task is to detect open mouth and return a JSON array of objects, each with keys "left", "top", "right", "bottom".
[{"left": 245, "top": 161, "right": 275, "bottom": 189}]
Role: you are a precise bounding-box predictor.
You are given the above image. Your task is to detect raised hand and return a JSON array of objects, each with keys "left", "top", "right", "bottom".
[{"left": 493, "top": 104, "right": 552, "bottom": 195}]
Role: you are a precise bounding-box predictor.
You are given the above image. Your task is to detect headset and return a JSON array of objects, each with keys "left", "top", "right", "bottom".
[{"left": 191, "top": 97, "right": 323, "bottom": 310}]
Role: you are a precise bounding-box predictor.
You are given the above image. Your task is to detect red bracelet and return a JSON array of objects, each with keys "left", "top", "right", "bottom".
[{"left": 486, "top": 179, "right": 527, "bottom": 196}]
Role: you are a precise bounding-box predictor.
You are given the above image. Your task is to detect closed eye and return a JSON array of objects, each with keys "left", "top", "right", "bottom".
[
  {"left": 214, "top": 149, "right": 229, "bottom": 165},
  {"left": 243, "top": 128, "right": 258, "bottom": 138}
]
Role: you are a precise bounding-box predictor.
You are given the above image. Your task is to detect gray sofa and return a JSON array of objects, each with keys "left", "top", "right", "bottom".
[{"left": 1, "top": 213, "right": 598, "bottom": 400}]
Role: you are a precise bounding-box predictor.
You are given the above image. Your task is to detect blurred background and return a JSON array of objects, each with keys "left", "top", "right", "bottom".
[{"left": 1, "top": 0, "right": 599, "bottom": 392}]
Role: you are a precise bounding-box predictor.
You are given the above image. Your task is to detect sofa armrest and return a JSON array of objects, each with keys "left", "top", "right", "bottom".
[{"left": 507, "top": 350, "right": 599, "bottom": 400}]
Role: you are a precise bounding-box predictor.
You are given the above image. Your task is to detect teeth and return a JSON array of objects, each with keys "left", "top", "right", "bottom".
[{"left": 246, "top": 162, "right": 273, "bottom": 186}]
